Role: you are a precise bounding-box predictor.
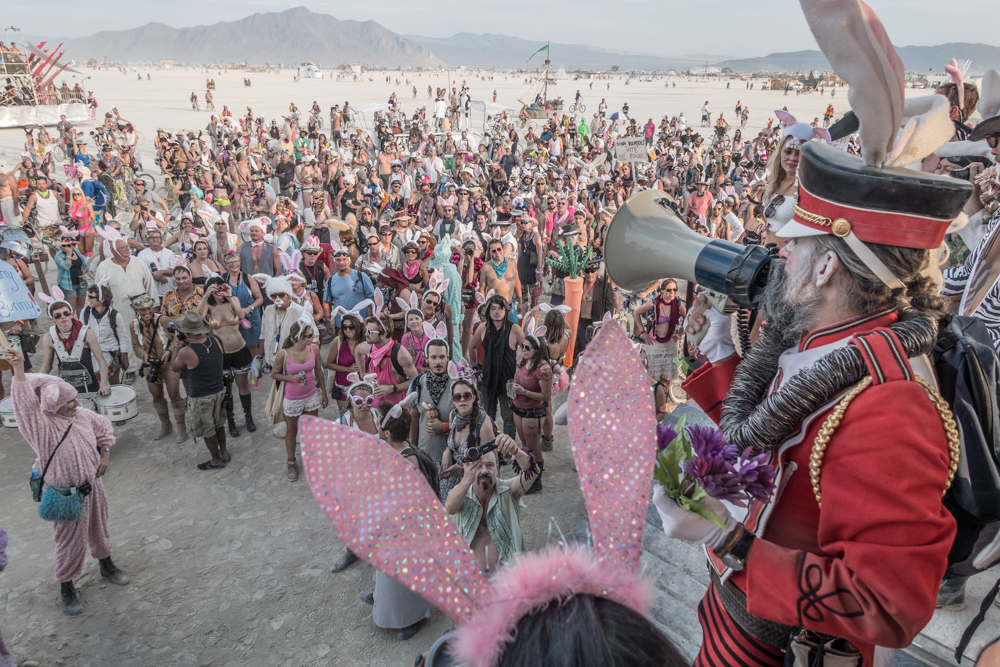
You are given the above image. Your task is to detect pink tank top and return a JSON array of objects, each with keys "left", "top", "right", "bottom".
[
  {"left": 283, "top": 347, "right": 317, "bottom": 401},
  {"left": 369, "top": 344, "right": 406, "bottom": 405},
  {"left": 334, "top": 341, "right": 354, "bottom": 387}
]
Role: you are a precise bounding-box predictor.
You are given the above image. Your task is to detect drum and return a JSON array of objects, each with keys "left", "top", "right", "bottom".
[
  {"left": 94, "top": 385, "right": 139, "bottom": 422},
  {"left": 0, "top": 397, "right": 15, "bottom": 428},
  {"left": 0, "top": 395, "right": 94, "bottom": 428}
]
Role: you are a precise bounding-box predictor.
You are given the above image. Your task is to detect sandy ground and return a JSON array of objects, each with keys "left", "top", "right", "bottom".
[
  {"left": 0, "top": 66, "right": 880, "bottom": 167},
  {"left": 0, "top": 68, "right": 923, "bottom": 667}
]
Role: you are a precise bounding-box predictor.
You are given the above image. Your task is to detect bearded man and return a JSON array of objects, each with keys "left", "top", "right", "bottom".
[{"left": 655, "top": 142, "right": 970, "bottom": 666}]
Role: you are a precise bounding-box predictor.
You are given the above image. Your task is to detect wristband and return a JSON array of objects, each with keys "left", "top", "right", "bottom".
[{"left": 442, "top": 420, "right": 449, "bottom": 432}]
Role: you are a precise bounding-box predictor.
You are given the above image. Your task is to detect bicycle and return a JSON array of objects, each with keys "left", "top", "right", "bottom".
[
  {"left": 569, "top": 102, "right": 586, "bottom": 113},
  {"left": 135, "top": 172, "right": 157, "bottom": 192}
]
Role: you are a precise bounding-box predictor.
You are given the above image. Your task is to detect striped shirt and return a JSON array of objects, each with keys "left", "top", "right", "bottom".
[{"left": 942, "top": 208, "right": 1000, "bottom": 351}]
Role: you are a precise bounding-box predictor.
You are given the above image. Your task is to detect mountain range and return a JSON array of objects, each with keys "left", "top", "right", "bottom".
[
  {"left": 62, "top": 7, "right": 442, "bottom": 68},
  {"left": 717, "top": 43, "right": 1000, "bottom": 75},
  {"left": 60, "top": 7, "right": 1000, "bottom": 75}
]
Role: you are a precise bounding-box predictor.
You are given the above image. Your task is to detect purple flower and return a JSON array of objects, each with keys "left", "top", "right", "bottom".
[
  {"left": 734, "top": 449, "right": 777, "bottom": 502},
  {"left": 687, "top": 424, "right": 739, "bottom": 462},
  {"left": 656, "top": 423, "right": 679, "bottom": 452},
  {"left": 683, "top": 456, "right": 747, "bottom": 505}
]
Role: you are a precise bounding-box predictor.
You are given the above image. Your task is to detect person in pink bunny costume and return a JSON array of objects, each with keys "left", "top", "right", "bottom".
[{"left": 4, "top": 347, "right": 129, "bottom": 617}]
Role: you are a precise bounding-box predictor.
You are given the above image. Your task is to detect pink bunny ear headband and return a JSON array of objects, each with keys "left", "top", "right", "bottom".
[
  {"left": 774, "top": 109, "right": 832, "bottom": 147},
  {"left": 447, "top": 358, "right": 477, "bottom": 382},
  {"left": 344, "top": 372, "right": 378, "bottom": 399},
  {"left": 301, "top": 324, "right": 657, "bottom": 667},
  {"left": 36, "top": 286, "right": 70, "bottom": 317},
  {"left": 422, "top": 321, "right": 449, "bottom": 353}
]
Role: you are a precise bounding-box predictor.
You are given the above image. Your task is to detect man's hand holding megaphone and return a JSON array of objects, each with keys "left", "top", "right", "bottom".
[{"left": 685, "top": 291, "right": 737, "bottom": 365}]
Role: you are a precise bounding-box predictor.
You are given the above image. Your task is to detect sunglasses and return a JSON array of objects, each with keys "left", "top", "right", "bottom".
[
  {"left": 51, "top": 310, "right": 73, "bottom": 319},
  {"left": 584, "top": 267, "right": 598, "bottom": 274},
  {"left": 351, "top": 395, "right": 375, "bottom": 408},
  {"left": 418, "top": 240, "right": 429, "bottom": 245},
  {"left": 342, "top": 323, "right": 356, "bottom": 331},
  {"left": 452, "top": 391, "right": 473, "bottom": 402},
  {"left": 302, "top": 250, "right": 320, "bottom": 255},
  {"left": 490, "top": 248, "right": 504, "bottom": 254},
  {"left": 986, "top": 134, "right": 1000, "bottom": 149},
  {"left": 662, "top": 287, "right": 678, "bottom": 293},
  {"left": 380, "top": 232, "right": 393, "bottom": 237},
  {"left": 365, "top": 329, "right": 380, "bottom": 337},
  {"left": 405, "top": 249, "right": 418, "bottom": 255},
  {"left": 764, "top": 194, "right": 785, "bottom": 219},
  {"left": 425, "top": 299, "right": 439, "bottom": 307},
  {"left": 521, "top": 343, "right": 535, "bottom": 351}
]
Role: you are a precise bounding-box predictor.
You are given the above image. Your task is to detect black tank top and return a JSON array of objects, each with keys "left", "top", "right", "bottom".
[{"left": 188, "top": 335, "right": 225, "bottom": 397}]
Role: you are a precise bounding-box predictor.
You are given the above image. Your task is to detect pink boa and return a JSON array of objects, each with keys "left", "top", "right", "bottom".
[{"left": 452, "top": 545, "right": 654, "bottom": 667}]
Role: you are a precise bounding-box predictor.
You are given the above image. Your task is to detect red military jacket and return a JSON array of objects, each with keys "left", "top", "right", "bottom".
[{"left": 683, "top": 307, "right": 956, "bottom": 664}]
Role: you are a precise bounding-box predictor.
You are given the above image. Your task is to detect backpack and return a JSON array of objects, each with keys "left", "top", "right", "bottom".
[
  {"left": 82, "top": 306, "right": 121, "bottom": 350},
  {"left": 933, "top": 315, "right": 1000, "bottom": 565},
  {"left": 931, "top": 315, "right": 1000, "bottom": 661}
]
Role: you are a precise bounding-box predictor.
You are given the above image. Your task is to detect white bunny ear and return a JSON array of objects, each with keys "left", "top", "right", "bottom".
[
  {"left": 884, "top": 94, "right": 954, "bottom": 168},
  {"left": 475, "top": 292, "right": 485, "bottom": 304},
  {"left": 447, "top": 361, "right": 459, "bottom": 379},
  {"left": 279, "top": 252, "right": 294, "bottom": 274},
  {"left": 812, "top": 127, "right": 833, "bottom": 144},
  {"left": 437, "top": 278, "right": 450, "bottom": 293},
  {"left": 36, "top": 292, "right": 53, "bottom": 304},
  {"left": 435, "top": 321, "right": 447, "bottom": 338},
  {"left": 238, "top": 220, "right": 251, "bottom": 233},
  {"left": 800, "top": 0, "right": 904, "bottom": 167},
  {"left": 525, "top": 317, "right": 536, "bottom": 333},
  {"left": 602, "top": 311, "right": 613, "bottom": 324},
  {"left": 290, "top": 250, "right": 303, "bottom": 268},
  {"left": 331, "top": 306, "right": 348, "bottom": 318},
  {"left": 346, "top": 372, "right": 361, "bottom": 384},
  {"left": 373, "top": 290, "right": 384, "bottom": 314},
  {"left": 351, "top": 299, "right": 375, "bottom": 315},
  {"left": 485, "top": 289, "right": 494, "bottom": 300},
  {"left": 534, "top": 325, "right": 547, "bottom": 337},
  {"left": 173, "top": 256, "right": 186, "bottom": 267},
  {"left": 422, "top": 322, "right": 436, "bottom": 339},
  {"left": 774, "top": 109, "right": 797, "bottom": 126},
  {"left": 556, "top": 305, "right": 572, "bottom": 315},
  {"left": 251, "top": 272, "right": 272, "bottom": 285},
  {"left": 363, "top": 373, "right": 378, "bottom": 384},
  {"left": 399, "top": 391, "right": 419, "bottom": 409},
  {"left": 410, "top": 291, "right": 420, "bottom": 309},
  {"left": 395, "top": 297, "right": 411, "bottom": 312},
  {"left": 978, "top": 69, "right": 1000, "bottom": 119},
  {"left": 538, "top": 303, "right": 552, "bottom": 314},
  {"left": 51, "top": 286, "right": 65, "bottom": 300}
]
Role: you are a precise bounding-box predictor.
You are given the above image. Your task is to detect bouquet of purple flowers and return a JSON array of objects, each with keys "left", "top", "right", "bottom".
[{"left": 654, "top": 416, "right": 777, "bottom": 528}]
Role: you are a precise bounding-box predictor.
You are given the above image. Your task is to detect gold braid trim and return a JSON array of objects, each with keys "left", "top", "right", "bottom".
[
  {"left": 810, "top": 375, "right": 961, "bottom": 506},
  {"left": 793, "top": 205, "right": 833, "bottom": 227}
]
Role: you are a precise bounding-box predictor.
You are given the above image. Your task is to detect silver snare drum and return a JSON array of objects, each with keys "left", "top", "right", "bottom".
[{"left": 94, "top": 385, "right": 139, "bottom": 422}]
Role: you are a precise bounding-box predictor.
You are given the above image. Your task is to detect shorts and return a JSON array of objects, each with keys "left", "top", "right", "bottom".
[
  {"left": 282, "top": 391, "right": 322, "bottom": 417},
  {"left": 186, "top": 391, "right": 226, "bottom": 438},
  {"left": 512, "top": 403, "right": 548, "bottom": 419},
  {"left": 62, "top": 283, "right": 89, "bottom": 299},
  {"left": 223, "top": 345, "right": 253, "bottom": 374}
]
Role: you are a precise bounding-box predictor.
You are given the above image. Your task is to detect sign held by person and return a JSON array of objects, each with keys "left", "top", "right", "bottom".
[
  {"left": 0, "top": 261, "right": 42, "bottom": 322},
  {"left": 613, "top": 137, "right": 648, "bottom": 163}
]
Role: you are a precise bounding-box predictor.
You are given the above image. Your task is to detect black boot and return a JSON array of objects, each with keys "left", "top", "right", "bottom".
[
  {"left": 99, "top": 556, "right": 130, "bottom": 585},
  {"left": 525, "top": 460, "right": 544, "bottom": 495},
  {"left": 240, "top": 393, "right": 257, "bottom": 433},
  {"left": 228, "top": 415, "right": 240, "bottom": 438},
  {"left": 61, "top": 581, "right": 83, "bottom": 616}
]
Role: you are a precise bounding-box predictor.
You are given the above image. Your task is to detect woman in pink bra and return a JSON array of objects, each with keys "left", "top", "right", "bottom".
[
  {"left": 325, "top": 313, "right": 363, "bottom": 412},
  {"left": 69, "top": 187, "right": 97, "bottom": 255},
  {"left": 271, "top": 320, "right": 328, "bottom": 482},
  {"left": 633, "top": 278, "right": 686, "bottom": 387}
]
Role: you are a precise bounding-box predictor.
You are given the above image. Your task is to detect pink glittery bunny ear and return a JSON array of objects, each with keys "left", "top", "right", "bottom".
[
  {"left": 300, "top": 427, "right": 426, "bottom": 515},
  {"left": 568, "top": 323, "right": 657, "bottom": 572},
  {"left": 800, "top": 0, "right": 905, "bottom": 167},
  {"left": 363, "top": 373, "right": 378, "bottom": 384}
]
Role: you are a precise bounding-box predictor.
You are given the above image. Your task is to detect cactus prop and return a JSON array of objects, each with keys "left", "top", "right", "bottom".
[{"left": 545, "top": 240, "right": 592, "bottom": 279}]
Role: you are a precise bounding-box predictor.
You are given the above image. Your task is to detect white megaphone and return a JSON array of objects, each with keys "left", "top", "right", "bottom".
[{"left": 603, "top": 190, "right": 777, "bottom": 309}]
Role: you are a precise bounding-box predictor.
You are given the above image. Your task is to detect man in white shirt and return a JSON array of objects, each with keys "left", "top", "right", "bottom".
[
  {"left": 95, "top": 238, "right": 158, "bottom": 375},
  {"left": 272, "top": 215, "right": 297, "bottom": 256},
  {"left": 422, "top": 146, "right": 445, "bottom": 185},
  {"left": 137, "top": 228, "right": 176, "bottom": 299},
  {"left": 701, "top": 101, "right": 710, "bottom": 127}
]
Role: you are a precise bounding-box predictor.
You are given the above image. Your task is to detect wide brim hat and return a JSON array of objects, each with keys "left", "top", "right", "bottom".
[
  {"left": 172, "top": 312, "right": 212, "bottom": 335},
  {"left": 378, "top": 268, "right": 409, "bottom": 291},
  {"left": 970, "top": 115, "right": 1000, "bottom": 142},
  {"left": 129, "top": 295, "right": 157, "bottom": 310}
]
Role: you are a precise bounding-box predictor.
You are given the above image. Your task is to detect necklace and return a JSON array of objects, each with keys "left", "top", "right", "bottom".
[
  {"left": 584, "top": 282, "right": 594, "bottom": 302},
  {"left": 492, "top": 257, "right": 508, "bottom": 279},
  {"left": 196, "top": 337, "right": 214, "bottom": 353}
]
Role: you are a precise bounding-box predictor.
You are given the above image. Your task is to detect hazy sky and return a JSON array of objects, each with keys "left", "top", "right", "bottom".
[{"left": 6, "top": 0, "right": 998, "bottom": 57}]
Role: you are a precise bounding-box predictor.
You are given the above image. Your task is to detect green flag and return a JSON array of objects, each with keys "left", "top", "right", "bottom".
[{"left": 527, "top": 43, "right": 549, "bottom": 63}]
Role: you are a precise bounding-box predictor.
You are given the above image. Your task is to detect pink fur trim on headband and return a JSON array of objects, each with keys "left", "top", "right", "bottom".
[{"left": 451, "top": 545, "right": 655, "bottom": 667}]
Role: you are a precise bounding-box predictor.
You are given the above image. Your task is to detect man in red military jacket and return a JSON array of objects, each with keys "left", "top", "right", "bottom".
[{"left": 652, "top": 140, "right": 972, "bottom": 666}]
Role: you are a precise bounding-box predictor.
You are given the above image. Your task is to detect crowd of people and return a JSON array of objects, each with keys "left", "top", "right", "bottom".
[{"left": 6, "top": 11, "right": 1000, "bottom": 661}]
